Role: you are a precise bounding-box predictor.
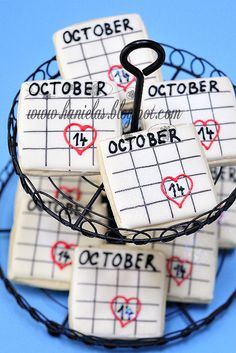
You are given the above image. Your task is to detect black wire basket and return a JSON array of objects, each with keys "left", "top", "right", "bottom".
[
  {"left": 7, "top": 42, "right": 236, "bottom": 245},
  {"left": 0, "top": 159, "right": 235, "bottom": 348},
  {"left": 2, "top": 42, "right": 235, "bottom": 348}
]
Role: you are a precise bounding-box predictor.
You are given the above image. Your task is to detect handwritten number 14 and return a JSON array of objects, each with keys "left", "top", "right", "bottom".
[
  {"left": 73, "top": 132, "right": 88, "bottom": 147},
  {"left": 169, "top": 183, "right": 185, "bottom": 198},
  {"left": 198, "top": 126, "right": 215, "bottom": 141}
]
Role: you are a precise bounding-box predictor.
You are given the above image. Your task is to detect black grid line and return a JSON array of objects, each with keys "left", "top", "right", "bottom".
[
  {"left": 20, "top": 88, "right": 120, "bottom": 172},
  {"left": 152, "top": 227, "right": 217, "bottom": 299},
  {"left": 208, "top": 91, "right": 223, "bottom": 156},
  {"left": 113, "top": 268, "right": 120, "bottom": 335},
  {"left": 152, "top": 147, "right": 174, "bottom": 219},
  {"left": 175, "top": 142, "right": 196, "bottom": 213},
  {"left": 91, "top": 267, "right": 98, "bottom": 334},
  {"left": 144, "top": 81, "right": 236, "bottom": 164},
  {"left": 11, "top": 176, "right": 102, "bottom": 284},
  {"left": 30, "top": 178, "right": 43, "bottom": 276},
  {"left": 51, "top": 176, "right": 62, "bottom": 279},
  {"left": 45, "top": 95, "right": 49, "bottom": 167},
  {"left": 72, "top": 250, "right": 165, "bottom": 338},
  {"left": 187, "top": 233, "right": 197, "bottom": 296},
  {"left": 129, "top": 151, "right": 151, "bottom": 224},
  {"left": 134, "top": 269, "right": 141, "bottom": 335},
  {"left": 101, "top": 130, "right": 215, "bottom": 229}
]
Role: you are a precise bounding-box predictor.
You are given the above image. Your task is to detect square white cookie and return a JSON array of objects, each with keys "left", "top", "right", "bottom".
[
  {"left": 211, "top": 166, "right": 236, "bottom": 248},
  {"left": 151, "top": 223, "right": 218, "bottom": 303},
  {"left": 69, "top": 247, "right": 167, "bottom": 338},
  {"left": 53, "top": 14, "right": 162, "bottom": 104},
  {"left": 97, "top": 124, "right": 217, "bottom": 230},
  {"left": 8, "top": 176, "right": 107, "bottom": 290},
  {"left": 142, "top": 77, "right": 236, "bottom": 166},
  {"left": 17, "top": 79, "right": 122, "bottom": 175}
]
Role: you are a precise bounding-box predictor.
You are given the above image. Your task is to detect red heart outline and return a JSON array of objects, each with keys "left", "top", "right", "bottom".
[
  {"left": 166, "top": 256, "right": 193, "bottom": 286},
  {"left": 194, "top": 119, "right": 221, "bottom": 151},
  {"left": 110, "top": 295, "right": 141, "bottom": 328},
  {"left": 161, "top": 174, "right": 193, "bottom": 208},
  {"left": 51, "top": 241, "right": 77, "bottom": 270},
  {"left": 108, "top": 65, "right": 136, "bottom": 92},
  {"left": 63, "top": 123, "right": 97, "bottom": 156},
  {"left": 54, "top": 186, "right": 81, "bottom": 201}
]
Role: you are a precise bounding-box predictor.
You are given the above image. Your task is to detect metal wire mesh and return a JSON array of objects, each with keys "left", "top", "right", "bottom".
[{"left": 2, "top": 43, "right": 235, "bottom": 347}]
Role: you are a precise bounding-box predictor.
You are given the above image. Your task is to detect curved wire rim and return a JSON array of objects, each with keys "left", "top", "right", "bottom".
[
  {"left": 0, "top": 161, "right": 235, "bottom": 347},
  {"left": 6, "top": 43, "right": 236, "bottom": 245}
]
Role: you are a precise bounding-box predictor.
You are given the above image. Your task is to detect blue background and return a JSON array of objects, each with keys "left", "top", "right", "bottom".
[{"left": 0, "top": 0, "right": 235, "bottom": 352}]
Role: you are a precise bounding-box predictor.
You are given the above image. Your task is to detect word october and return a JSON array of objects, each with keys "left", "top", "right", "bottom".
[
  {"left": 27, "top": 80, "right": 108, "bottom": 97},
  {"left": 63, "top": 18, "right": 133, "bottom": 44},
  {"left": 78, "top": 249, "right": 157, "bottom": 271},
  {"left": 108, "top": 128, "right": 181, "bottom": 154}
]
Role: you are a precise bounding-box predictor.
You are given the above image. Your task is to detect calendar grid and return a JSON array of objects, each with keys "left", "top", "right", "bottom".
[
  {"left": 79, "top": 42, "right": 92, "bottom": 79},
  {"left": 73, "top": 261, "right": 163, "bottom": 337},
  {"left": 152, "top": 226, "right": 216, "bottom": 299},
  {"left": 175, "top": 142, "right": 196, "bottom": 213},
  {"left": 11, "top": 176, "right": 102, "bottom": 285},
  {"left": 105, "top": 136, "right": 212, "bottom": 222},
  {"left": 152, "top": 147, "right": 174, "bottom": 219},
  {"left": 100, "top": 37, "right": 111, "bottom": 67},
  {"left": 186, "top": 93, "right": 194, "bottom": 123},
  {"left": 144, "top": 88, "right": 236, "bottom": 157},
  {"left": 129, "top": 151, "right": 151, "bottom": 224},
  {"left": 58, "top": 24, "right": 156, "bottom": 83},
  {"left": 21, "top": 91, "right": 120, "bottom": 171},
  {"left": 67, "top": 50, "right": 121, "bottom": 65}
]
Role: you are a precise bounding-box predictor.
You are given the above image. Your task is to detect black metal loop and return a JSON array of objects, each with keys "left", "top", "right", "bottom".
[{"left": 120, "top": 40, "right": 165, "bottom": 133}]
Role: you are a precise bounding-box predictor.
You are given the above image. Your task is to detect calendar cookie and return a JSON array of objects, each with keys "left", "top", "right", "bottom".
[
  {"left": 97, "top": 124, "right": 217, "bottom": 230},
  {"left": 8, "top": 176, "right": 107, "bottom": 290},
  {"left": 69, "top": 247, "right": 167, "bottom": 338},
  {"left": 211, "top": 166, "right": 236, "bottom": 248},
  {"left": 152, "top": 223, "right": 218, "bottom": 303},
  {"left": 53, "top": 14, "right": 162, "bottom": 105},
  {"left": 142, "top": 77, "right": 236, "bottom": 166},
  {"left": 17, "top": 79, "right": 122, "bottom": 175}
]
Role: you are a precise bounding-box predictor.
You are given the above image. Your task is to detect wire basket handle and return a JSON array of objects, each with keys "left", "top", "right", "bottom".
[{"left": 120, "top": 40, "right": 165, "bottom": 133}]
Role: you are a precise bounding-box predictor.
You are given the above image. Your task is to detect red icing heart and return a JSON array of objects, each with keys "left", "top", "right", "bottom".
[
  {"left": 161, "top": 174, "right": 193, "bottom": 208},
  {"left": 110, "top": 295, "right": 141, "bottom": 328},
  {"left": 54, "top": 186, "right": 81, "bottom": 201},
  {"left": 51, "top": 241, "right": 77, "bottom": 270},
  {"left": 166, "top": 256, "right": 193, "bottom": 286},
  {"left": 194, "top": 119, "right": 221, "bottom": 151},
  {"left": 63, "top": 123, "right": 97, "bottom": 156},
  {"left": 108, "top": 65, "right": 136, "bottom": 92}
]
